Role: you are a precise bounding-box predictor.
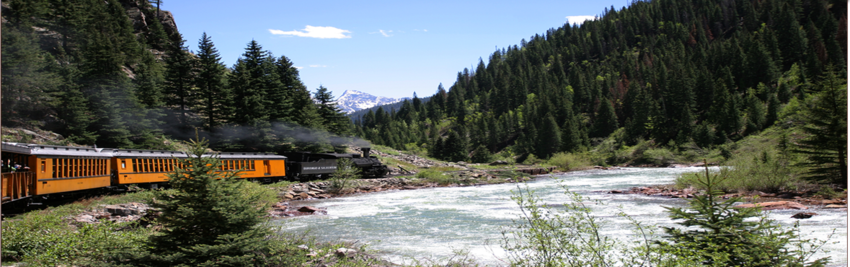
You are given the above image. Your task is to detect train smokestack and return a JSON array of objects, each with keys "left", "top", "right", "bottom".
[{"left": 362, "top": 147, "right": 371, "bottom": 158}]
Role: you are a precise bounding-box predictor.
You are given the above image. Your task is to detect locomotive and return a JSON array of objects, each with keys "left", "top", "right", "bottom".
[
  {"left": 281, "top": 147, "right": 389, "bottom": 180},
  {"left": 1, "top": 142, "right": 387, "bottom": 206}
]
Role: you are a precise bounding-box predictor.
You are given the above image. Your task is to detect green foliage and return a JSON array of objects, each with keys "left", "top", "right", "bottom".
[
  {"left": 501, "top": 184, "right": 668, "bottom": 267},
  {"left": 661, "top": 164, "right": 832, "bottom": 266},
  {"left": 415, "top": 169, "right": 459, "bottom": 185},
  {"left": 794, "top": 69, "right": 847, "bottom": 186},
  {"left": 2, "top": 189, "right": 162, "bottom": 266},
  {"left": 330, "top": 158, "right": 362, "bottom": 193},
  {"left": 546, "top": 152, "right": 592, "bottom": 171},
  {"left": 131, "top": 139, "right": 278, "bottom": 266},
  {"left": 470, "top": 144, "right": 494, "bottom": 163},
  {"left": 194, "top": 32, "right": 230, "bottom": 131},
  {"left": 640, "top": 148, "right": 677, "bottom": 166},
  {"left": 522, "top": 154, "right": 543, "bottom": 165}
]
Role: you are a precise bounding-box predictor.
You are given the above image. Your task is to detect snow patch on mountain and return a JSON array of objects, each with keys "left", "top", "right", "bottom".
[{"left": 336, "top": 90, "right": 407, "bottom": 114}]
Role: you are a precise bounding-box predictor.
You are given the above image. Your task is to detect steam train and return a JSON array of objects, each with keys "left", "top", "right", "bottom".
[
  {"left": 1, "top": 142, "right": 386, "bottom": 206},
  {"left": 281, "top": 147, "right": 388, "bottom": 180}
]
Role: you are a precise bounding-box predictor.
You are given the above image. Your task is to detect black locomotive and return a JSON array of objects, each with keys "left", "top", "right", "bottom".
[{"left": 281, "top": 147, "right": 388, "bottom": 180}]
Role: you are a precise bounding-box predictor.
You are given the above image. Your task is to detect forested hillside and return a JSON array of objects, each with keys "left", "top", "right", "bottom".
[
  {"left": 354, "top": 0, "right": 846, "bottom": 184},
  {"left": 2, "top": 0, "right": 351, "bottom": 152}
]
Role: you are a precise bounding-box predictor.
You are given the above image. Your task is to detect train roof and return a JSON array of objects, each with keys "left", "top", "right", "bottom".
[
  {"left": 112, "top": 149, "right": 189, "bottom": 158},
  {"left": 214, "top": 152, "right": 287, "bottom": 160},
  {"left": 1, "top": 142, "right": 112, "bottom": 157},
  {"left": 2, "top": 142, "right": 286, "bottom": 160}
]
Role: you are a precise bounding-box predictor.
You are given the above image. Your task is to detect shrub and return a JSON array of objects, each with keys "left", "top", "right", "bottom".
[
  {"left": 500, "top": 184, "right": 672, "bottom": 266},
  {"left": 546, "top": 152, "right": 592, "bottom": 171},
  {"left": 330, "top": 158, "right": 362, "bottom": 193},
  {"left": 641, "top": 147, "right": 676, "bottom": 166},
  {"left": 676, "top": 145, "right": 800, "bottom": 193},
  {"left": 522, "top": 154, "right": 543, "bottom": 165},
  {"left": 415, "top": 169, "right": 459, "bottom": 185}
]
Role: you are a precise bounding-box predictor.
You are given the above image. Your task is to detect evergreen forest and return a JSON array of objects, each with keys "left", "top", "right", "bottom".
[
  {"left": 1, "top": 0, "right": 352, "bottom": 152},
  {"left": 352, "top": 0, "right": 847, "bottom": 186}
]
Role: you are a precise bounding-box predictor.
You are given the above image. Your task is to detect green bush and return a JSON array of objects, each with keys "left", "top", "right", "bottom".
[
  {"left": 676, "top": 146, "right": 801, "bottom": 193},
  {"left": 415, "top": 169, "right": 459, "bottom": 185},
  {"left": 501, "top": 184, "right": 673, "bottom": 266},
  {"left": 546, "top": 152, "right": 592, "bottom": 171},
  {"left": 522, "top": 154, "right": 543, "bottom": 165},
  {"left": 330, "top": 158, "right": 362, "bottom": 193},
  {"left": 640, "top": 147, "right": 676, "bottom": 166}
]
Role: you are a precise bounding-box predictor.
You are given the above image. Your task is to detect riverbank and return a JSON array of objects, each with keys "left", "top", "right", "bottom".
[{"left": 608, "top": 183, "right": 848, "bottom": 213}]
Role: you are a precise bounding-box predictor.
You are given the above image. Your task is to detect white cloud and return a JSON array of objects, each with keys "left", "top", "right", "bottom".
[
  {"left": 269, "top": 25, "right": 352, "bottom": 39},
  {"left": 565, "top": 15, "right": 596, "bottom": 25},
  {"left": 294, "top": 66, "right": 304, "bottom": 70},
  {"left": 379, "top": 29, "right": 393, "bottom": 37},
  {"left": 309, "top": 65, "right": 327, "bottom": 68}
]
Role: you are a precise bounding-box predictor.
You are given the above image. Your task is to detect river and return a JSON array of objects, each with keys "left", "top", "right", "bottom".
[{"left": 276, "top": 167, "right": 847, "bottom": 266}]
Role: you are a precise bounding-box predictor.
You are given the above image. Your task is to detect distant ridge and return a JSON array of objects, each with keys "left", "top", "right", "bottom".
[{"left": 336, "top": 90, "right": 408, "bottom": 114}]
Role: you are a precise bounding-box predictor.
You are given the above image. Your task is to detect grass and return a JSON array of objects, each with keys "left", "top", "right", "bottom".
[{"left": 2, "top": 189, "right": 163, "bottom": 266}]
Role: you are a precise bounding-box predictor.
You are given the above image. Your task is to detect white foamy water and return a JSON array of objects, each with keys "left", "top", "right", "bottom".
[{"left": 275, "top": 167, "right": 847, "bottom": 266}]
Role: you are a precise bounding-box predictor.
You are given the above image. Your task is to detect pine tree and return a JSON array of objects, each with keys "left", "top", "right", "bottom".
[
  {"left": 139, "top": 139, "right": 276, "bottom": 266},
  {"left": 276, "top": 55, "right": 317, "bottom": 128},
  {"left": 1, "top": 24, "right": 60, "bottom": 127},
  {"left": 795, "top": 69, "right": 847, "bottom": 186},
  {"left": 591, "top": 98, "right": 619, "bottom": 138},
  {"left": 163, "top": 33, "right": 196, "bottom": 127},
  {"left": 536, "top": 115, "right": 561, "bottom": 159},
  {"left": 194, "top": 32, "right": 230, "bottom": 131},
  {"left": 470, "top": 144, "right": 493, "bottom": 163},
  {"left": 443, "top": 129, "right": 468, "bottom": 162},
  {"left": 743, "top": 89, "right": 766, "bottom": 135},
  {"left": 261, "top": 54, "right": 290, "bottom": 123},
  {"left": 229, "top": 40, "right": 270, "bottom": 126},
  {"left": 314, "top": 86, "right": 351, "bottom": 136}
]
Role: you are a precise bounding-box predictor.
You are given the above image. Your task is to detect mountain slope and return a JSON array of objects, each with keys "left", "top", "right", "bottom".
[{"left": 354, "top": 0, "right": 847, "bottom": 166}]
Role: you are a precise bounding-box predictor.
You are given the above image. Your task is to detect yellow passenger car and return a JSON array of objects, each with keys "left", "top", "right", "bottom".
[
  {"left": 2, "top": 142, "right": 113, "bottom": 203},
  {"left": 216, "top": 152, "right": 287, "bottom": 182},
  {"left": 111, "top": 149, "right": 189, "bottom": 187}
]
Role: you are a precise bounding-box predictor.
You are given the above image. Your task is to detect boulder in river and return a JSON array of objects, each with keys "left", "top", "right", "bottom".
[{"left": 791, "top": 212, "right": 817, "bottom": 219}]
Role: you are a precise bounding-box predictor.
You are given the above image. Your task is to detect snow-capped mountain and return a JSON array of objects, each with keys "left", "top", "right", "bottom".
[{"left": 336, "top": 90, "right": 407, "bottom": 114}]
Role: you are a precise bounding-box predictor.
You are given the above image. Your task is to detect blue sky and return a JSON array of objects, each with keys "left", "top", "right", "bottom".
[{"left": 165, "top": 0, "right": 631, "bottom": 99}]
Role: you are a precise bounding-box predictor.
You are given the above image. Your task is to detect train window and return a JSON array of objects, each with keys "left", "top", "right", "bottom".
[
  {"left": 41, "top": 160, "right": 46, "bottom": 172},
  {"left": 122, "top": 160, "right": 126, "bottom": 169}
]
